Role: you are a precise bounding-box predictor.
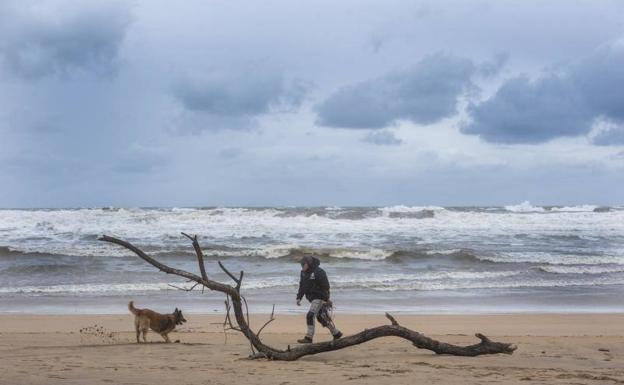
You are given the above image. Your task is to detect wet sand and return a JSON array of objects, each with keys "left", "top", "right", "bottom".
[{"left": 1, "top": 313, "right": 622, "bottom": 384}]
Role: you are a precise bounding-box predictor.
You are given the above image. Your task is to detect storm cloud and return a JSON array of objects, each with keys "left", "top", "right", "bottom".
[
  {"left": 316, "top": 54, "right": 477, "bottom": 129},
  {"left": 1, "top": 0, "right": 623, "bottom": 208},
  {"left": 592, "top": 120, "right": 624, "bottom": 146},
  {"left": 463, "top": 40, "right": 624, "bottom": 144},
  {"left": 0, "top": 1, "right": 132, "bottom": 79},
  {"left": 172, "top": 72, "right": 307, "bottom": 131},
  {"left": 363, "top": 130, "right": 402, "bottom": 146}
]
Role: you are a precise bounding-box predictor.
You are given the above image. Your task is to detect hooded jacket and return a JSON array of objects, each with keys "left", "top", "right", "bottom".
[{"left": 296, "top": 256, "right": 330, "bottom": 302}]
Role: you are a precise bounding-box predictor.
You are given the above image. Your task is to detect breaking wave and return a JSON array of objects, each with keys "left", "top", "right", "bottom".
[
  {"left": 4, "top": 270, "right": 622, "bottom": 294},
  {"left": 536, "top": 265, "right": 624, "bottom": 275},
  {"left": 1, "top": 206, "right": 623, "bottom": 308}
]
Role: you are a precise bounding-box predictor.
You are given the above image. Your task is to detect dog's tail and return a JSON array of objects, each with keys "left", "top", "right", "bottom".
[{"left": 128, "top": 301, "right": 139, "bottom": 315}]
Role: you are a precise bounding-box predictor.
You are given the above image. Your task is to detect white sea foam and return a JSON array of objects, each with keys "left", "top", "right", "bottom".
[
  {"left": 538, "top": 265, "right": 624, "bottom": 274},
  {"left": 242, "top": 271, "right": 622, "bottom": 291},
  {"left": 550, "top": 205, "right": 598, "bottom": 212},
  {"left": 425, "top": 249, "right": 463, "bottom": 255},
  {"left": 0, "top": 282, "right": 172, "bottom": 294},
  {"left": 504, "top": 201, "right": 545, "bottom": 212},
  {"left": 371, "top": 276, "right": 624, "bottom": 291},
  {"left": 483, "top": 252, "right": 624, "bottom": 265},
  {"left": 380, "top": 205, "right": 445, "bottom": 214},
  {"left": 0, "top": 271, "right": 525, "bottom": 293},
  {"left": 1, "top": 207, "right": 623, "bottom": 263},
  {"left": 1, "top": 207, "right": 622, "bottom": 313}
]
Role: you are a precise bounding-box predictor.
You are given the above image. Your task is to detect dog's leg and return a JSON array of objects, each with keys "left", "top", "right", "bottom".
[
  {"left": 141, "top": 318, "right": 149, "bottom": 343},
  {"left": 161, "top": 333, "right": 171, "bottom": 343},
  {"left": 134, "top": 317, "right": 141, "bottom": 343}
]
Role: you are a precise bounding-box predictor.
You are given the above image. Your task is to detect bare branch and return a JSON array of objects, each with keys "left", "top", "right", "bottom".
[
  {"left": 99, "top": 235, "right": 233, "bottom": 294},
  {"left": 237, "top": 271, "right": 244, "bottom": 292},
  {"left": 223, "top": 298, "right": 241, "bottom": 332},
  {"left": 181, "top": 232, "right": 208, "bottom": 282},
  {"left": 241, "top": 295, "right": 255, "bottom": 354},
  {"left": 385, "top": 312, "right": 399, "bottom": 326},
  {"left": 167, "top": 282, "right": 200, "bottom": 292},
  {"left": 218, "top": 261, "right": 241, "bottom": 287},
  {"left": 257, "top": 304, "right": 276, "bottom": 338}
]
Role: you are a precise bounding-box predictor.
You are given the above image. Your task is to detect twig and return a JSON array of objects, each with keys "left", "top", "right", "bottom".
[
  {"left": 167, "top": 282, "right": 200, "bottom": 292},
  {"left": 218, "top": 261, "right": 241, "bottom": 287},
  {"left": 385, "top": 312, "right": 399, "bottom": 326},
  {"left": 256, "top": 304, "right": 276, "bottom": 337}
]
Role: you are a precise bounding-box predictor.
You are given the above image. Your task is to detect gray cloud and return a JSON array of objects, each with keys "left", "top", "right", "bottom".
[
  {"left": 478, "top": 52, "right": 509, "bottom": 77},
  {"left": 592, "top": 120, "right": 624, "bottom": 146},
  {"left": 462, "top": 75, "right": 591, "bottom": 143},
  {"left": 463, "top": 40, "right": 624, "bottom": 144},
  {"left": 112, "top": 145, "right": 168, "bottom": 174},
  {"left": 172, "top": 72, "right": 307, "bottom": 131},
  {"left": 219, "top": 148, "right": 243, "bottom": 159},
  {"left": 363, "top": 130, "right": 402, "bottom": 146},
  {"left": 316, "top": 53, "right": 477, "bottom": 129},
  {"left": 1, "top": 0, "right": 623, "bottom": 208},
  {"left": 0, "top": 1, "right": 132, "bottom": 79}
]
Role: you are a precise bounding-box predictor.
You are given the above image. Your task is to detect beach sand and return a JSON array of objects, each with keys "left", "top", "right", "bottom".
[{"left": 1, "top": 313, "right": 622, "bottom": 384}]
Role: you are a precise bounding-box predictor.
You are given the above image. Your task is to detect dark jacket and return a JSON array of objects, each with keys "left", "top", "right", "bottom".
[{"left": 296, "top": 256, "right": 330, "bottom": 302}]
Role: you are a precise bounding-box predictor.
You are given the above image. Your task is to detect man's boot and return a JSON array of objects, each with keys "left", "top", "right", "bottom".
[{"left": 297, "top": 336, "right": 313, "bottom": 344}]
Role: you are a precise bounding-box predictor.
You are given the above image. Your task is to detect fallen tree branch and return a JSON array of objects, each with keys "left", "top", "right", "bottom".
[{"left": 99, "top": 234, "right": 517, "bottom": 360}]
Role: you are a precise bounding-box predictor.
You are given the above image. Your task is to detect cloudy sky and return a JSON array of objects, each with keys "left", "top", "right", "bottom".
[{"left": 1, "top": 0, "right": 623, "bottom": 207}]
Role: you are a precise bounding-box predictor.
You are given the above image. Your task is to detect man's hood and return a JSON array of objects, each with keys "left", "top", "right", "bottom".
[{"left": 301, "top": 255, "right": 321, "bottom": 269}]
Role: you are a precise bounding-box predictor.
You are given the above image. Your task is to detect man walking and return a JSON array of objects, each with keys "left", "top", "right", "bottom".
[{"left": 296, "top": 255, "right": 343, "bottom": 343}]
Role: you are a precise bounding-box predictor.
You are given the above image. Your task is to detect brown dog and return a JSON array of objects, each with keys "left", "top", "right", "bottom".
[{"left": 128, "top": 301, "right": 187, "bottom": 343}]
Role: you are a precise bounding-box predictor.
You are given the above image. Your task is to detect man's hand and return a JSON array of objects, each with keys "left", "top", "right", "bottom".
[{"left": 296, "top": 299, "right": 301, "bottom": 306}]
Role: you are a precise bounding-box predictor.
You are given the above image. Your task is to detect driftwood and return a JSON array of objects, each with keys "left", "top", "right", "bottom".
[{"left": 99, "top": 234, "right": 517, "bottom": 360}]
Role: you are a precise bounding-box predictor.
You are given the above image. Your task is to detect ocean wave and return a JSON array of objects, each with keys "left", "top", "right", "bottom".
[
  {"left": 550, "top": 205, "right": 598, "bottom": 212},
  {"left": 379, "top": 205, "right": 443, "bottom": 219},
  {"left": 4, "top": 240, "right": 623, "bottom": 270},
  {"left": 368, "top": 276, "right": 624, "bottom": 291},
  {"left": 1, "top": 263, "right": 90, "bottom": 275},
  {"left": 240, "top": 271, "right": 524, "bottom": 290},
  {"left": 198, "top": 245, "right": 398, "bottom": 261},
  {"left": 234, "top": 246, "right": 486, "bottom": 263},
  {"left": 0, "top": 246, "right": 60, "bottom": 258},
  {"left": 504, "top": 201, "right": 546, "bottom": 213},
  {"left": 0, "top": 271, "right": 522, "bottom": 293},
  {"left": 536, "top": 265, "right": 624, "bottom": 275},
  {"left": 0, "top": 282, "right": 173, "bottom": 294},
  {"left": 2, "top": 206, "right": 623, "bottom": 270},
  {"left": 504, "top": 202, "right": 608, "bottom": 213},
  {"left": 482, "top": 252, "right": 624, "bottom": 265},
  {"left": 4, "top": 271, "right": 620, "bottom": 294}
]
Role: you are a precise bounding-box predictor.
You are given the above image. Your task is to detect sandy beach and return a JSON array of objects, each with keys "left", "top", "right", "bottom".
[{"left": 1, "top": 313, "right": 622, "bottom": 384}]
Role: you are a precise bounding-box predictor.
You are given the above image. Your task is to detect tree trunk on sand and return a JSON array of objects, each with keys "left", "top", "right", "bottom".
[{"left": 99, "top": 234, "right": 517, "bottom": 361}]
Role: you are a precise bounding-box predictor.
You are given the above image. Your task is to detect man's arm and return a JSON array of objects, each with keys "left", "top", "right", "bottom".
[
  {"left": 317, "top": 268, "right": 330, "bottom": 299},
  {"left": 296, "top": 271, "right": 305, "bottom": 301}
]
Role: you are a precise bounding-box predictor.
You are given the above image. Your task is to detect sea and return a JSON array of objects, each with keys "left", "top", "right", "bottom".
[{"left": 1, "top": 202, "right": 623, "bottom": 314}]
